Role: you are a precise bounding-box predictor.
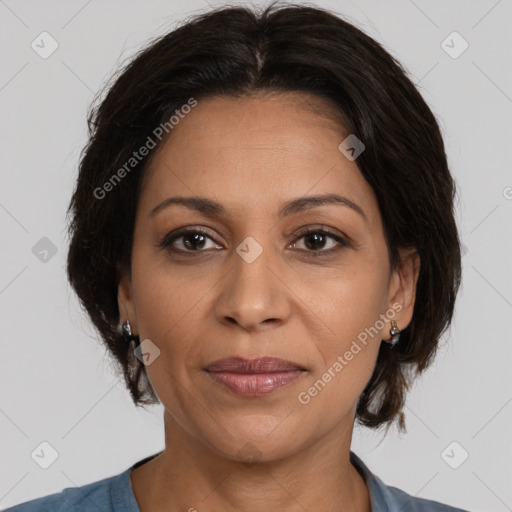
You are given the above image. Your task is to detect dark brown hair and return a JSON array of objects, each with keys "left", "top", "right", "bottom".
[{"left": 66, "top": 1, "right": 462, "bottom": 433}]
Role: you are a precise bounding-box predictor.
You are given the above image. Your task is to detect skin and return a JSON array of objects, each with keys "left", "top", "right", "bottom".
[{"left": 118, "top": 92, "right": 420, "bottom": 512}]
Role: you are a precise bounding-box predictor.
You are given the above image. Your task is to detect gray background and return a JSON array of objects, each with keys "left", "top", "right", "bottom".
[{"left": 1, "top": 0, "right": 511, "bottom": 511}]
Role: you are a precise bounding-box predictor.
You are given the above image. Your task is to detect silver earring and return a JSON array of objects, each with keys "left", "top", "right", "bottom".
[
  {"left": 385, "top": 320, "right": 401, "bottom": 347},
  {"left": 122, "top": 320, "right": 133, "bottom": 340}
]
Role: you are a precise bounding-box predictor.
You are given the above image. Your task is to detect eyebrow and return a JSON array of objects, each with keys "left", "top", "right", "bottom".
[{"left": 149, "top": 193, "right": 367, "bottom": 222}]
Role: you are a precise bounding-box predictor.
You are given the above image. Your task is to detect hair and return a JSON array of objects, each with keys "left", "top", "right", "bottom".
[{"left": 66, "top": 1, "right": 462, "bottom": 433}]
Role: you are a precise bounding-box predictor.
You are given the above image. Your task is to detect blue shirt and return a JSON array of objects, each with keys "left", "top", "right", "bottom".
[{"left": 3, "top": 451, "right": 470, "bottom": 511}]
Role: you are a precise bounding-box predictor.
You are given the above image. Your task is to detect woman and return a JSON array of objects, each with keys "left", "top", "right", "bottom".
[{"left": 5, "top": 2, "right": 469, "bottom": 511}]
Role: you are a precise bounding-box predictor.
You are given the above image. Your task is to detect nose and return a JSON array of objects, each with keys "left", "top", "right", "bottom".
[{"left": 215, "top": 241, "right": 291, "bottom": 331}]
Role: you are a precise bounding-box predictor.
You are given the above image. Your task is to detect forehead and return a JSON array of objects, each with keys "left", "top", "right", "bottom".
[{"left": 138, "top": 93, "right": 379, "bottom": 228}]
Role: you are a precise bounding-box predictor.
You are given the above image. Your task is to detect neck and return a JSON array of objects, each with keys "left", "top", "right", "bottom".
[{"left": 130, "top": 411, "right": 371, "bottom": 512}]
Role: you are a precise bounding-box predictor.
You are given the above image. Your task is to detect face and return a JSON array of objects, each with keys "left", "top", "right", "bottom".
[{"left": 118, "top": 92, "right": 419, "bottom": 462}]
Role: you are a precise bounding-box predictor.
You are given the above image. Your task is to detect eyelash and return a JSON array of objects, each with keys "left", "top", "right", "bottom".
[{"left": 156, "top": 226, "right": 348, "bottom": 258}]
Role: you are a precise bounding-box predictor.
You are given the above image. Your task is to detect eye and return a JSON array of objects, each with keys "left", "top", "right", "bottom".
[
  {"left": 290, "top": 227, "right": 348, "bottom": 257},
  {"left": 156, "top": 226, "right": 348, "bottom": 257},
  {"left": 157, "top": 228, "right": 221, "bottom": 254}
]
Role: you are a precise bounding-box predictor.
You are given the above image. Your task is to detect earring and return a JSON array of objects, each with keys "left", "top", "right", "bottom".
[
  {"left": 122, "top": 320, "right": 133, "bottom": 341},
  {"left": 385, "top": 320, "right": 401, "bottom": 347}
]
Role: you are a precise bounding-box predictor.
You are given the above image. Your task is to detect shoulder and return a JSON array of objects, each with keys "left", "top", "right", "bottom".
[
  {"left": 350, "top": 451, "right": 471, "bottom": 512},
  {"left": 377, "top": 481, "right": 471, "bottom": 511},
  {"left": 2, "top": 469, "right": 131, "bottom": 512}
]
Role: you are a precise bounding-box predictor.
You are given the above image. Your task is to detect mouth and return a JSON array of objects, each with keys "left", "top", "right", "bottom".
[{"left": 204, "top": 357, "right": 307, "bottom": 397}]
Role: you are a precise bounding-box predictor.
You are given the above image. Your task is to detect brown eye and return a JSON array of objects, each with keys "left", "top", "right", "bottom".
[
  {"left": 181, "top": 232, "right": 208, "bottom": 251},
  {"left": 302, "top": 232, "right": 332, "bottom": 250},
  {"left": 157, "top": 226, "right": 348, "bottom": 258},
  {"left": 157, "top": 229, "right": 221, "bottom": 254},
  {"left": 291, "top": 228, "right": 348, "bottom": 257}
]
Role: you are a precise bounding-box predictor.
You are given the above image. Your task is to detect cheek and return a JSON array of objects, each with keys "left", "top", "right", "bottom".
[
  {"left": 131, "top": 242, "right": 204, "bottom": 338},
  {"left": 302, "top": 265, "right": 387, "bottom": 399},
  {"left": 313, "top": 263, "right": 389, "bottom": 348},
  {"left": 130, "top": 271, "right": 204, "bottom": 421},
  {"left": 129, "top": 254, "right": 208, "bottom": 390}
]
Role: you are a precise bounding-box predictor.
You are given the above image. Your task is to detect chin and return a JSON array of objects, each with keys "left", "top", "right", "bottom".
[{"left": 200, "top": 419, "right": 306, "bottom": 463}]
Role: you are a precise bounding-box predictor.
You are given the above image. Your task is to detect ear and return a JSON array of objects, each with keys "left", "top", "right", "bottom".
[
  {"left": 117, "top": 270, "right": 138, "bottom": 336},
  {"left": 387, "top": 247, "right": 421, "bottom": 333}
]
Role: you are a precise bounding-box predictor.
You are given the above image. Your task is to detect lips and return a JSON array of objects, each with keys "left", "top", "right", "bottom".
[
  {"left": 205, "top": 357, "right": 306, "bottom": 397},
  {"left": 205, "top": 356, "right": 305, "bottom": 373}
]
